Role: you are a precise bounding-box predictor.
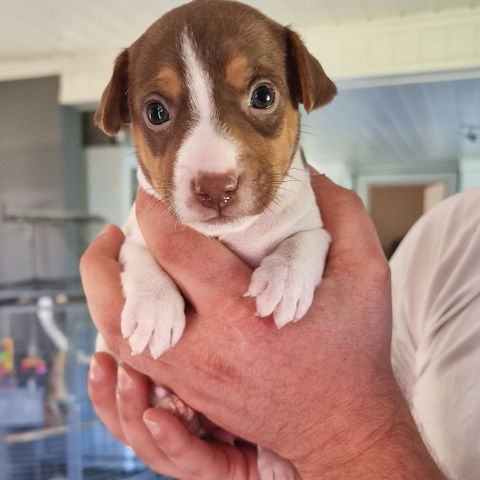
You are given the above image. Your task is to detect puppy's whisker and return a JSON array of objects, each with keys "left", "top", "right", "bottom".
[{"left": 265, "top": 192, "right": 281, "bottom": 208}]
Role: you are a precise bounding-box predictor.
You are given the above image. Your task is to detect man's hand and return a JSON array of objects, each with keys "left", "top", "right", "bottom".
[
  {"left": 88, "top": 351, "right": 259, "bottom": 479},
  {"left": 81, "top": 175, "right": 446, "bottom": 479}
]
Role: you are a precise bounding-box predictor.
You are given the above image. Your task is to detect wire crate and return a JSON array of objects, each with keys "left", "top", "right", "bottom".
[{"left": 0, "top": 290, "right": 175, "bottom": 480}]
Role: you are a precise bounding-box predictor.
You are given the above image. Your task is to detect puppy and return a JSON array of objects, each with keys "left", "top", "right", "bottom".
[{"left": 94, "top": 1, "right": 336, "bottom": 478}]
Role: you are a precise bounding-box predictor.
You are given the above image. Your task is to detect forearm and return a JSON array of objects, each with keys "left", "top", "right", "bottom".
[{"left": 295, "top": 385, "right": 447, "bottom": 480}]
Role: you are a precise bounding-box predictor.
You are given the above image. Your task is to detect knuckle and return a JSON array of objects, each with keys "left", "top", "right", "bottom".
[
  {"left": 117, "top": 396, "right": 141, "bottom": 423},
  {"left": 87, "top": 382, "right": 104, "bottom": 407},
  {"left": 344, "top": 189, "right": 365, "bottom": 208},
  {"left": 359, "top": 256, "right": 391, "bottom": 291},
  {"left": 369, "top": 258, "right": 391, "bottom": 283},
  {"left": 79, "top": 251, "right": 91, "bottom": 277},
  {"left": 196, "top": 349, "right": 240, "bottom": 385},
  {"left": 328, "top": 189, "right": 365, "bottom": 216}
]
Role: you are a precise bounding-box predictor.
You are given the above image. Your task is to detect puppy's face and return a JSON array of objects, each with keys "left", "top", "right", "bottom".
[{"left": 96, "top": 0, "right": 336, "bottom": 235}]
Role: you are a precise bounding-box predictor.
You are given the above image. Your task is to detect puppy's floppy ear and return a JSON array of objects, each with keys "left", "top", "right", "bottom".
[
  {"left": 94, "top": 49, "right": 130, "bottom": 136},
  {"left": 286, "top": 29, "right": 337, "bottom": 112}
]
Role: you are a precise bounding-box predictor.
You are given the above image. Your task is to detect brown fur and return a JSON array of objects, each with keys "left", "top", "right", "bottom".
[{"left": 95, "top": 0, "right": 336, "bottom": 217}]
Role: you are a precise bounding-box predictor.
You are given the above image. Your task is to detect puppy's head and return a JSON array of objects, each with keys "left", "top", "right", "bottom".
[{"left": 95, "top": 0, "right": 336, "bottom": 235}]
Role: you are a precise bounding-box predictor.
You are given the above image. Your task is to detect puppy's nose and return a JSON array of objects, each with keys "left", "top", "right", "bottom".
[{"left": 193, "top": 173, "right": 238, "bottom": 211}]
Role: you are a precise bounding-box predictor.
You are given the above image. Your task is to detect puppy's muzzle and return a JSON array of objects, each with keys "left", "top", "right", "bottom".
[{"left": 193, "top": 173, "right": 239, "bottom": 211}]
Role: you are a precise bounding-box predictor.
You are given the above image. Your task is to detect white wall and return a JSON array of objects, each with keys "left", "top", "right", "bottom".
[
  {"left": 0, "top": 77, "right": 67, "bottom": 283},
  {"left": 460, "top": 158, "right": 480, "bottom": 192},
  {"left": 85, "top": 145, "right": 137, "bottom": 228}
]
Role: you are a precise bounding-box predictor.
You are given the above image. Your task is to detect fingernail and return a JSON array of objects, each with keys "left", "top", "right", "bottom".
[
  {"left": 144, "top": 417, "right": 162, "bottom": 438},
  {"left": 89, "top": 357, "right": 102, "bottom": 383},
  {"left": 117, "top": 366, "right": 133, "bottom": 391}
]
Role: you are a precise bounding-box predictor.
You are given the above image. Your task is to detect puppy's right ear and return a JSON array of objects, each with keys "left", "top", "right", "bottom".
[{"left": 94, "top": 49, "right": 130, "bottom": 136}]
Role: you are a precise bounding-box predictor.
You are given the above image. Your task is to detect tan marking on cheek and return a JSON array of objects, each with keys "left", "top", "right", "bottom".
[
  {"left": 132, "top": 126, "right": 175, "bottom": 201},
  {"left": 156, "top": 67, "right": 182, "bottom": 99},
  {"left": 225, "top": 55, "right": 252, "bottom": 89},
  {"left": 227, "top": 101, "right": 300, "bottom": 214},
  {"left": 270, "top": 102, "right": 299, "bottom": 176}
]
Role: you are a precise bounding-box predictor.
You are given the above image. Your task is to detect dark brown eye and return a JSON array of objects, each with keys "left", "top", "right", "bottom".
[
  {"left": 146, "top": 101, "right": 170, "bottom": 125},
  {"left": 251, "top": 84, "right": 275, "bottom": 109}
]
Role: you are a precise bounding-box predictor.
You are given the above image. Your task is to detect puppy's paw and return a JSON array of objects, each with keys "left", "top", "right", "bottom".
[
  {"left": 152, "top": 387, "right": 204, "bottom": 436},
  {"left": 246, "top": 257, "right": 315, "bottom": 328},
  {"left": 152, "top": 387, "right": 196, "bottom": 423},
  {"left": 257, "top": 447, "right": 297, "bottom": 480},
  {"left": 121, "top": 277, "right": 185, "bottom": 358}
]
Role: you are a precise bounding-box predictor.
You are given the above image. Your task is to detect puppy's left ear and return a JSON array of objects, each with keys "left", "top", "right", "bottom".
[
  {"left": 286, "top": 29, "right": 337, "bottom": 112},
  {"left": 94, "top": 49, "right": 130, "bottom": 136}
]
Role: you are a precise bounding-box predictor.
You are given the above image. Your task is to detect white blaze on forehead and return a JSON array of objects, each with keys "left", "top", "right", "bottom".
[
  {"left": 181, "top": 31, "right": 212, "bottom": 123},
  {"left": 176, "top": 31, "right": 238, "bottom": 175},
  {"left": 173, "top": 31, "right": 241, "bottom": 226}
]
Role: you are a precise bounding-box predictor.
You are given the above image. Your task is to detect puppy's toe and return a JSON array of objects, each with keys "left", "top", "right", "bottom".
[
  {"left": 152, "top": 388, "right": 199, "bottom": 431},
  {"left": 148, "top": 296, "right": 185, "bottom": 359},
  {"left": 121, "top": 288, "right": 185, "bottom": 358},
  {"left": 257, "top": 447, "right": 297, "bottom": 480},
  {"left": 122, "top": 301, "right": 156, "bottom": 355},
  {"left": 250, "top": 258, "right": 315, "bottom": 328}
]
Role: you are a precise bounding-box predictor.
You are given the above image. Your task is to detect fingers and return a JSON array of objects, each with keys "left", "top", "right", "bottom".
[
  {"left": 143, "top": 408, "right": 232, "bottom": 480},
  {"left": 80, "top": 225, "right": 125, "bottom": 349},
  {"left": 136, "top": 189, "right": 252, "bottom": 312},
  {"left": 115, "top": 365, "right": 247, "bottom": 480},
  {"left": 115, "top": 364, "right": 180, "bottom": 477},
  {"left": 88, "top": 353, "right": 126, "bottom": 443},
  {"left": 310, "top": 174, "right": 386, "bottom": 270}
]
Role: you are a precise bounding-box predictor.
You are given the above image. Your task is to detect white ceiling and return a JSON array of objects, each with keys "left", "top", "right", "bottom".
[
  {"left": 0, "top": 0, "right": 479, "bottom": 62},
  {"left": 304, "top": 77, "right": 480, "bottom": 167}
]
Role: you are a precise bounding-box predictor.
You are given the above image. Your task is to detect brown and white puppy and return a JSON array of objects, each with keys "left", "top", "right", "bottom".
[{"left": 95, "top": 1, "right": 336, "bottom": 478}]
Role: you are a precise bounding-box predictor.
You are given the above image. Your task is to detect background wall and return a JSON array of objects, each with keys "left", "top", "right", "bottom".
[{"left": 0, "top": 77, "right": 84, "bottom": 283}]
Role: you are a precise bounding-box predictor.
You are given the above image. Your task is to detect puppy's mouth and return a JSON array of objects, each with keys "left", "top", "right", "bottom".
[
  {"left": 203, "top": 211, "right": 240, "bottom": 224},
  {"left": 186, "top": 203, "right": 250, "bottom": 225}
]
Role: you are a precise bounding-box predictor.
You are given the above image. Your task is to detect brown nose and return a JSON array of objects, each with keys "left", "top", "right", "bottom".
[{"left": 193, "top": 173, "right": 239, "bottom": 211}]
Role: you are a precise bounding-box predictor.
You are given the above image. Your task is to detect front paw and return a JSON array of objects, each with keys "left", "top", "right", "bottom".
[
  {"left": 121, "top": 277, "right": 185, "bottom": 358},
  {"left": 245, "top": 257, "right": 315, "bottom": 329}
]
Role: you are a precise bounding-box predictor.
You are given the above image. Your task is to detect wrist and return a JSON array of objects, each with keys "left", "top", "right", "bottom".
[{"left": 291, "top": 378, "right": 446, "bottom": 479}]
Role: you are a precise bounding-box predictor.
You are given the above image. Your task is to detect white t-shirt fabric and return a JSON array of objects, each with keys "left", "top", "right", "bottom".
[{"left": 390, "top": 188, "right": 480, "bottom": 480}]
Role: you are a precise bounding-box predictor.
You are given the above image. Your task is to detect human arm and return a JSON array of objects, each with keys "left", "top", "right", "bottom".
[{"left": 81, "top": 175, "right": 447, "bottom": 479}]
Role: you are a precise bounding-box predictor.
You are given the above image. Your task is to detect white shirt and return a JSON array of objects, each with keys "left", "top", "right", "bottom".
[{"left": 390, "top": 188, "right": 480, "bottom": 480}]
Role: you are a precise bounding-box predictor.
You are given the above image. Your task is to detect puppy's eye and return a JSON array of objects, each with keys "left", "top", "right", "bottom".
[
  {"left": 251, "top": 84, "right": 275, "bottom": 109},
  {"left": 146, "top": 101, "right": 170, "bottom": 125}
]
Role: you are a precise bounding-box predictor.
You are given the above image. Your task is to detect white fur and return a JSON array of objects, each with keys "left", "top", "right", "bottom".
[
  {"left": 119, "top": 207, "right": 185, "bottom": 358},
  {"left": 174, "top": 32, "right": 241, "bottom": 225}
]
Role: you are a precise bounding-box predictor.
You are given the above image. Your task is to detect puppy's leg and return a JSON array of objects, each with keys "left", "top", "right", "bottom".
[
  {"left": 119, "top": 208, "right": 186, "bottom": 358},
  {"left": 246, "top": 226, "right": 330, "bottom": 328},
  {"left": 257, "top": 447, "right": 298, "bottom": 480}
]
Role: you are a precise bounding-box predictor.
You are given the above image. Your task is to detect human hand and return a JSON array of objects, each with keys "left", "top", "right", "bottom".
[
  {"left": 81, "top": 175, "right": 445, "bottom": 479},
  {"left": 88, "top": 351, "right": 259, "bottom": 479}
]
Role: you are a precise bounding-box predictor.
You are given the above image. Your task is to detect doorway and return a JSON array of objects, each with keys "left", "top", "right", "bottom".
[
  {"left": 368, "top": 182, "right": 446, "bottom": 257},
  {"left": 356, "top": 173, "right": 456, "bottom": 258}
]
